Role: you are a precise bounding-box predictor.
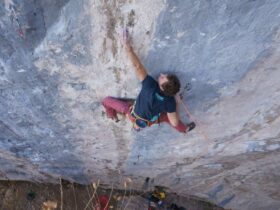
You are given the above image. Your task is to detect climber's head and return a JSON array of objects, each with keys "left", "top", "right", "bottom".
[{"left": 158, "top": 73, "right": 181, "bottom": 96}]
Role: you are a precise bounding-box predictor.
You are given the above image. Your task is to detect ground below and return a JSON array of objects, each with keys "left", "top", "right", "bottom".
[{"left": 0, "top": 181, "right": 225, "bottom": 210}]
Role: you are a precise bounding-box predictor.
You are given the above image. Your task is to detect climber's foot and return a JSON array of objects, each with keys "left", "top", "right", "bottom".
[{"left": 187, "top": 122, "right": 196, "bottom": 132}]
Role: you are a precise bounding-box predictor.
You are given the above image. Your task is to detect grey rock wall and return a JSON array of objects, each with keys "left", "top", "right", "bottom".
[{"left": 0, "top": 0, "right": 280, "bottom": 209}]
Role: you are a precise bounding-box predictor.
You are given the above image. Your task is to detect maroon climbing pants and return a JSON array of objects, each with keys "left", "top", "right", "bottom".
[{"left": 102, "top": 96, "right": 188, "bottom": 133}]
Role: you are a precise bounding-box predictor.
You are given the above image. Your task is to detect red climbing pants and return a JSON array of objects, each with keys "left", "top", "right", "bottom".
[{"left": 102, "top": 96, "right": 188, "bottom": 133}]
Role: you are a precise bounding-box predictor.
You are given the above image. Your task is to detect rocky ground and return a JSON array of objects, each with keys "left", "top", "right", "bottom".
[{"left": 0, "top": 180, "right": 224, "bottom": 210}]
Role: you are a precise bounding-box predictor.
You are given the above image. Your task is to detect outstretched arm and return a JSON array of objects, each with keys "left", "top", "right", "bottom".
[{"left": 124, "top": 31, "right": 147, "bottom": 82}]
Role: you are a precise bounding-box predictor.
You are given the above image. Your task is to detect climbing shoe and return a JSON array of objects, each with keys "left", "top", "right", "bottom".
[{"left": 187, "top": 122, "right": 196, "bottom": 132}]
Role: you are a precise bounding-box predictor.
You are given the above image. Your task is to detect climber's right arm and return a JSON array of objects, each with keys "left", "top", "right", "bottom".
[{"left": 125, "top": 44, "right": 148, "bottom": 82}]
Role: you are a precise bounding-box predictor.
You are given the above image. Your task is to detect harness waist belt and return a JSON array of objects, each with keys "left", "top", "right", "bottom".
[{"left": 130, "top": 103, "right": 160, "bottom": 128}]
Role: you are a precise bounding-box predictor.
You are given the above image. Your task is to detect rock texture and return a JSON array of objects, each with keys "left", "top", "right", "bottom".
[{"left": 0, "top": 0, "right": 280, "bottom": 209}]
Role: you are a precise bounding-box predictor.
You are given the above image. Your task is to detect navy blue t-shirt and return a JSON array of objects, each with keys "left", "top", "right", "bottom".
[{"left": 134, "top": 75, "right": 176, "bottom": 121}]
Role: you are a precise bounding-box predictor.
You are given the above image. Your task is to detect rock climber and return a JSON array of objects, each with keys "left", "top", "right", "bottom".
[{"left": 102, "top": 30, "right": 195, "bottom": 133}]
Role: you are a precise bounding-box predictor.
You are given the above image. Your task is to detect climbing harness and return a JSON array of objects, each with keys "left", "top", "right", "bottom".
[
  {"left": 128, "top": 91, "right": 164, "bottom": 130},
  {"left": 129, "top": 103, "right": 159, "bottom": 129}
]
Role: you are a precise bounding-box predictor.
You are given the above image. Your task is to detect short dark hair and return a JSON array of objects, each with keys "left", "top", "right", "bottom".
[{"left": 162, "top": 74, "right": 181, "bottom": 96}]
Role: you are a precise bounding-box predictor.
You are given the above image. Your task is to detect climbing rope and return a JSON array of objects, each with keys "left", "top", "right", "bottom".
[
  {"left": 178, "top": 84, "right": 211, "bottom": 157},
  {"left": 178, "top": 97, "right": 209, "bottom": 141}
]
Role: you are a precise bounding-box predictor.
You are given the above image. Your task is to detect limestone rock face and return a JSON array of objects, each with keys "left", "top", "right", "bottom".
[{"left": 1, "top": 0, "right": 280, "bottom": 209}]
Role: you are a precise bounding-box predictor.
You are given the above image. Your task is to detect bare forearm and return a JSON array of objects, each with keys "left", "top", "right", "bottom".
[
  {"left": 127, "top": 47, "right": 146, "bottom": 71},
  {"left": 126, "top": 46, "right": 147, "bottom": 81}
]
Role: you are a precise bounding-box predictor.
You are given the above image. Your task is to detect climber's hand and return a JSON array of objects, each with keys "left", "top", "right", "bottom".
[
  {"left": 123, "top": 28, "right": 132, "bottom": 52},
  {"left": 175, "top": 93, "right": 183, "bottom": 103}
]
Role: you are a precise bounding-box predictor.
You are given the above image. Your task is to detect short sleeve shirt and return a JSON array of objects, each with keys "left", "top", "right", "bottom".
[{"left": 134, "top": 75, "right": 176, "bottom": 121}]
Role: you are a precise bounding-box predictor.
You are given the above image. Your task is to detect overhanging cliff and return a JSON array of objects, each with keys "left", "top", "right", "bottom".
[{"left": 0, "top": 0, "right": 280, "bottom": 209}]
